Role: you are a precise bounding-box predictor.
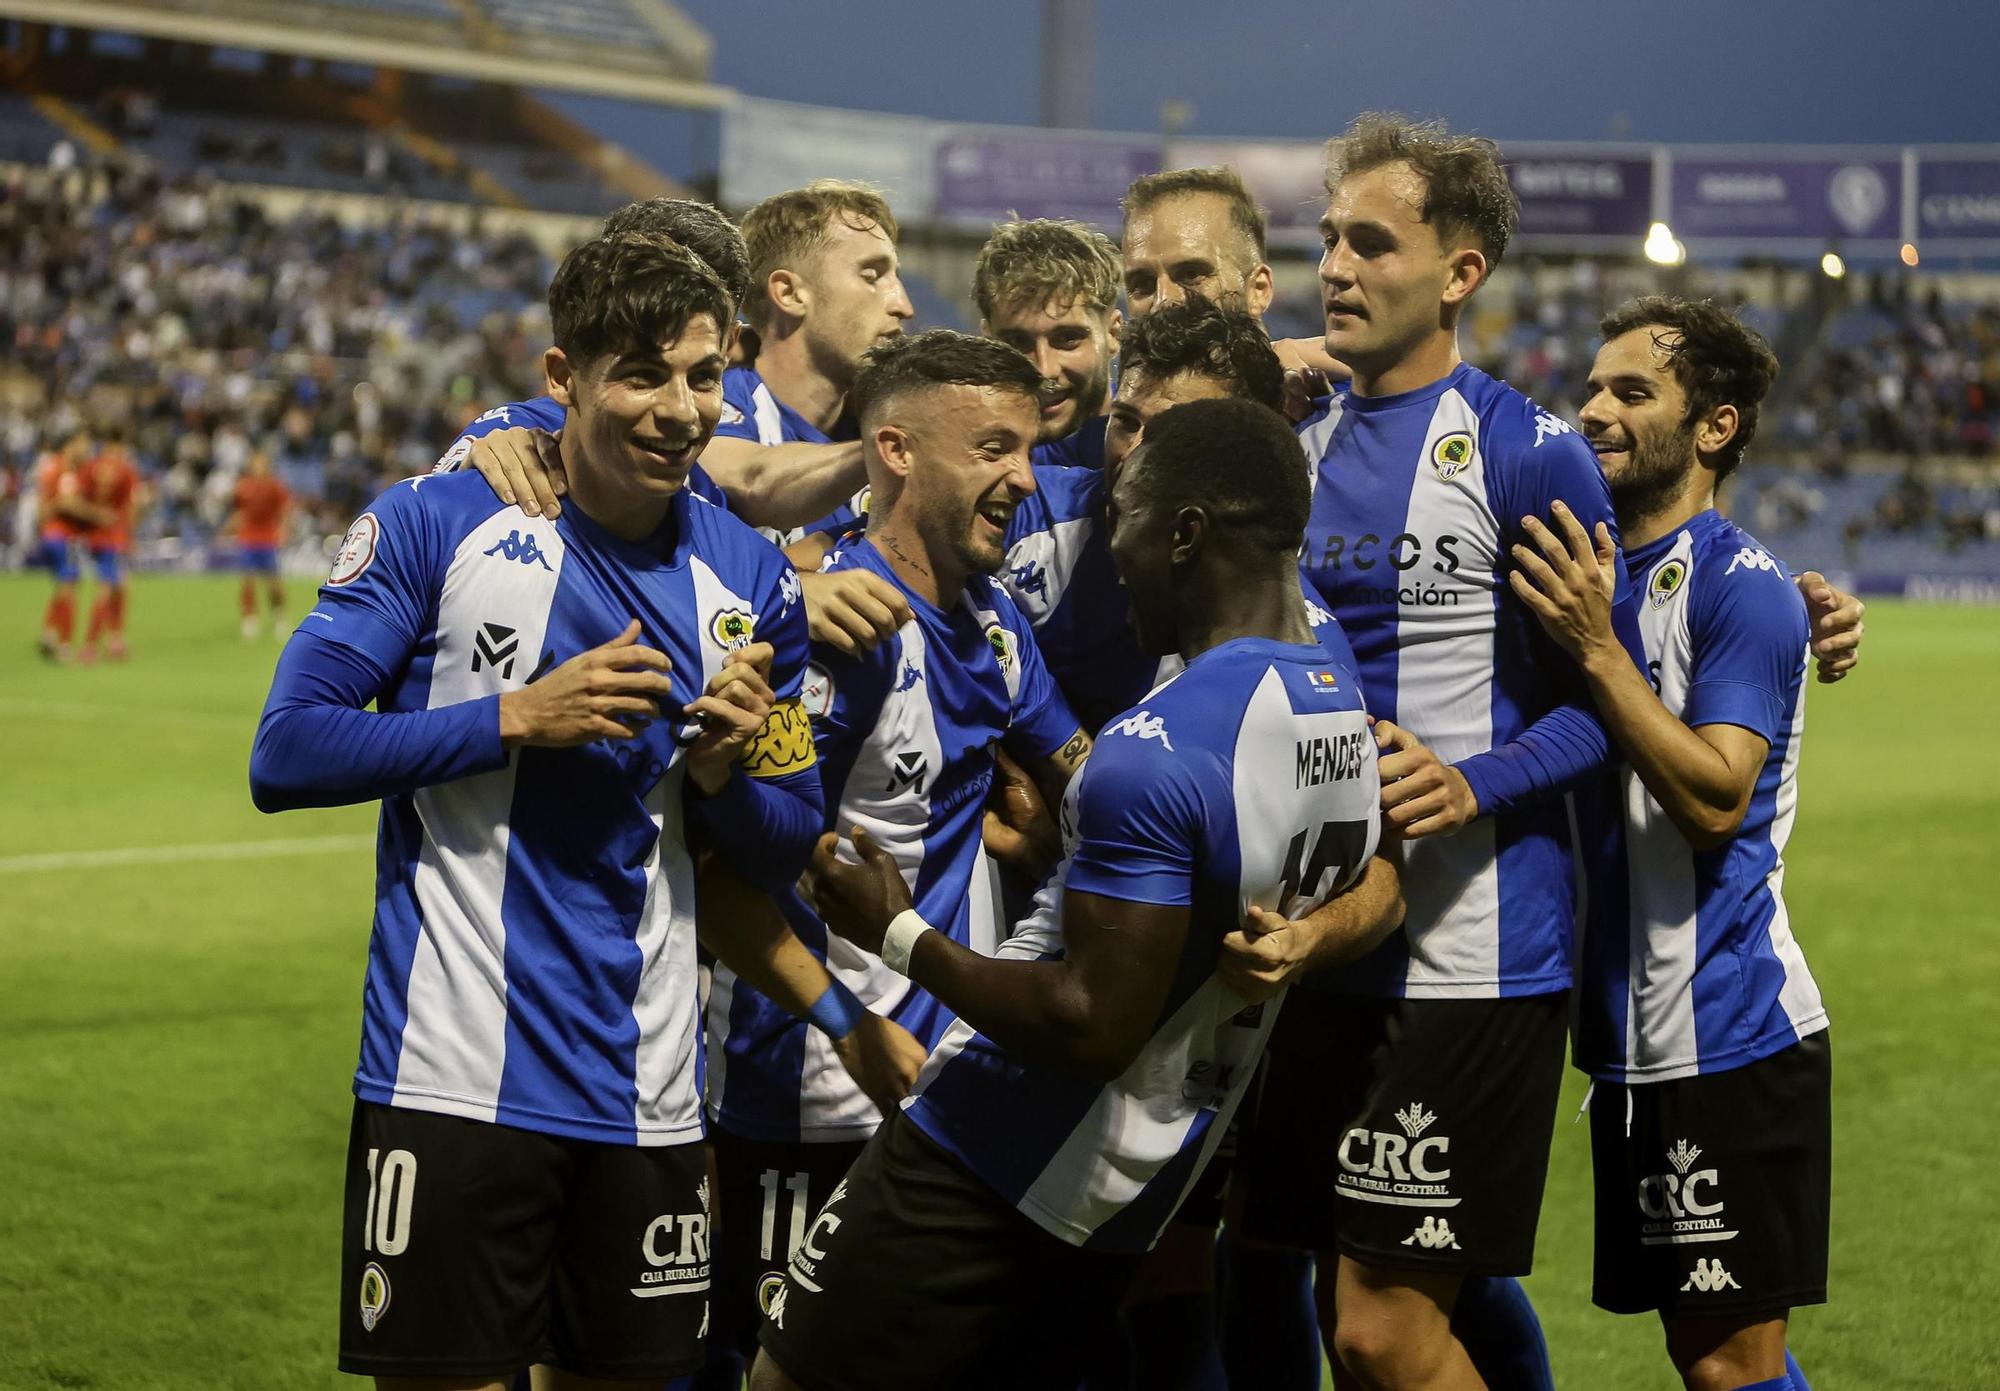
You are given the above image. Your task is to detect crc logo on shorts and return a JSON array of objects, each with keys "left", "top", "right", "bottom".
[
  {"left": 710, "top": 608, "right": 757, "bottom": 651},
  {"left": 1336, "top": 1101, "right": 1456, "bottom": 1208},
  {"left": 1649, "top": 558, "right": 1688, "bottom": 609},
  {"left": 784, "top": 1176, "right": 847, "bottom": 1299},
  {"left": 329, "top": 513, "right": 380, "bottom": 586},
  {"left": 1431, "top": 432, "right": 1473, "bottom": 482},
  {"left": 1636, "top": 1138, "right": 1738, "bottom": 1247},
  {"left": 358, "top": 1261, "right": 390, "bottom": 1332},
  {"left": 632, "top": 1177, "right": 711, "bottom": 1299}
]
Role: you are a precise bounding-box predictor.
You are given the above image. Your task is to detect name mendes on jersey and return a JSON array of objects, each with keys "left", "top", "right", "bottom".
[
  {"left": 1295, "top": 729, "right": 1369, "bottom": 789},
  {"left": 1302, "top": 531, "right": 1469, "bottom": 608}
]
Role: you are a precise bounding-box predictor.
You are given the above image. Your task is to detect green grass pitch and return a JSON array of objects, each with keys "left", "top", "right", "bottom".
[{"left": 2, "top": 573, "right": 1996, "bottom": 1389}]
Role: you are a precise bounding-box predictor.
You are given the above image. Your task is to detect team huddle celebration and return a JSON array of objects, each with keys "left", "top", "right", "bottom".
[{"left": 237, "top": 112, "right": 1869, "bottom": 1391}]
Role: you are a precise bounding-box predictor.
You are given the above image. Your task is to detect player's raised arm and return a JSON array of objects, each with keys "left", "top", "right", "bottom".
[{"left": 810, "top": 824, "right": 1188, "bottom": 1084}]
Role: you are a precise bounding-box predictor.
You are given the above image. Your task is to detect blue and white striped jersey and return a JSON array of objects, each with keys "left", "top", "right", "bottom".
[
  {"left": 706, "top": 538, "right": 1080, "bottom": 1143},
  {"left": 1572, "top": 510, "right": 1825, "bottom": 1082},
  {"left": 1004, "top": 460, "right": 1361, "bottom": 732},
  {"left": 905, "top": 638, "right": 1380, "bottom": 1252},
  {"left": 307, "top": 470, "right": 812, "bottom": 1146},
  {"left": 715, "top": 365, "right": 868, "bottom": 546},
  {"left": 437, "top": 396, "right": 730, "bottom": 510},
  {"left": 1298, "top": 363, "right": 1624, "bottom": 999}
]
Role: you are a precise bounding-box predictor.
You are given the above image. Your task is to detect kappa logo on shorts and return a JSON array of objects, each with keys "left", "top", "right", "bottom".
[
  {"left": 1680, "top": 1257, "right": 1742, "bottom": 1293},
  {"left": 1637, "top": 1137, "right": 1738, "bottom": 1247},
  {"left": 1401, "top": 1216, "right": 1461, "bottom": 1250},
  {"left": 631, "top": 1177, "right": 711, "bottom": 1299},
  {"left": 358, "top": 1261, "right": 390, "bottom": 1332},
  {"left": 1336, "top": 1100, "right": 1456, "bottom": 1208}
]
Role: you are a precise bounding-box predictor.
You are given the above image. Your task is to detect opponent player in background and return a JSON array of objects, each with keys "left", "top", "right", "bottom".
[
  {"left": 32, "top": 427, "right": 99, "bottom": 660},
  {"left": 751, "top": 397, "right": 1402, "bottom": 1391},
  {"left": 1511, "top": 297, "right": 1827, "bottom": 1391},
  {"left": 225, "top": 449, "right": 290, "bottom": 639},
  {"left": 702, "top": 330, "right": 1089, "bottom": 1380},
  {"left": 77, "top": 427, "right": 143, "bottom": 662},
  {"left": 247, "top": 232, "right": 902, "bottom": 1389}
]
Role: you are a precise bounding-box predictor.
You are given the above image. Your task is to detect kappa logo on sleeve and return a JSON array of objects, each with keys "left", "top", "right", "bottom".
[
  {"left": 1531, "top": 410, "right": 1576, "bottom": 447},
  {"left": 1723, "top": 546, "right": 1778, "bottom": 577},
  {"left": 739, "top": 699, "right": 818, "bottom": 779}
]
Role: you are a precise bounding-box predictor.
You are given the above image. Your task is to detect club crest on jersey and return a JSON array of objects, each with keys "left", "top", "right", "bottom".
[
  {"left": 983, "top": 622, "right": 1015, "bottom": 674},
  {"left": 1431, "top": 432, "right": 1474, "bottom": 481},
  {"left": 758, "top": 1271, "right": 787, "bottom": 1316},
  {"left": 358, "top": 1262, "right": 390, "bottom": 1332},
  {"left": 329, "top": 512, "right": 380, "bottom": 586},
  {"left": 709, "top": 608, "right": 757, "bottom": 650},
  {"left": 1649, "top": 559, "right": 1688, "bottom": 608},
  {"left": 720, "top": 399, "right": 744, "bottom": 426}
]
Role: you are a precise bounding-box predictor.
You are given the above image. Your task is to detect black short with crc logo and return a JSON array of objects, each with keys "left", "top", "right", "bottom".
[
  {"left": 756, "top": 1113, "right": 1143, "bottom": 1391},
  {"left": 338, "top": 1099, "right": 711, "bottom": 1380},
  {"left": 708, "top": 1125, "right": 865, "bottom": 1360},
  {"left": 1589, "top": 1029, "right": 1831, "bottom": 1319},
  {"left": 1237, "top": 988, "right": 1568, "bottom": 1276}
]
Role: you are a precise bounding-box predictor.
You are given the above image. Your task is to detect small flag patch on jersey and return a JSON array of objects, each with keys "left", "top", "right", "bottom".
[{"left": 1307, "top": 670, "right": 1342, "bottom": 691}]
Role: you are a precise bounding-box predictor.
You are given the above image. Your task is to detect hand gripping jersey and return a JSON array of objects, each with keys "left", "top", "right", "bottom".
[
  {"left": 706, "top": 538, "right": 1080, "bottom": 1143},
  {"left": 1572, "top": 510, "right": 1826, "bottom": 1082},
  {"left": 715, "top": 365, "right": 870, "bottom": 546},
  {"left": 1003, "top": 460, "right": 1362, "bottom": 732},
  {"left": 904, "top": 638, "right": 1381, "bottom": 1252},
  {"left": 1298, "top": 363, "right": 1625, "bottom": 999},
  {"left": 306, "top": 471, "right": 812, "bottom": 1145},
  {"left": 437, "top": 396, "right": 731, "bottom": 511}
]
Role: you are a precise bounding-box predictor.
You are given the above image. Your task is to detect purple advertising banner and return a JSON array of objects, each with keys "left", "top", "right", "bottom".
[
  {"left": 1168, "top": 139, "right": 1325, "bottom": 228},
  {"left": 1917, "top": 158, "right": 2000, "bottom": 243},
  {"left": 1672, "top": 158, "right": 1902, "bottom": 241},
  {"left": 935, "top": 132, "right": 1160, "bottom": 226},
  {"left": 1506, "top": 152, "right": 1655, "bottom": 239}
]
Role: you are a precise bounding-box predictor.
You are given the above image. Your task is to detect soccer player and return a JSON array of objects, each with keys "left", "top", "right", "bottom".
[
  {"left": 1120, "top": 166, "right": 1277, "bottom": 320},
  {"left": 226, "top": 449, "right": 290, "bottom": 639},
  {"left": 713, "top": 180, "right": 913, "bottom": 548},
  {"left": 701, "top": 329, "right": 1091, "bottom": 1376},
  {"left": 1223, "top": 114, "right": 1635, "bottom": 1391},
  {"left": 974, "top": 217, "right": 1122, "bottom": 466},
  {"left": 1510, "top": 297, "right": 1828, "bottom": 1391},
  {"left": 77, "top": 428, "right": 142, "bottom": 662},
  {"left": 747, "top": 397, "right": 1401, "bottom": 1391},
  {"left": 32, "top": 428, "right": 98, "bottom": 661},
  {"left": 247, "top": 232, "right": 897, "bottom": 1389}
]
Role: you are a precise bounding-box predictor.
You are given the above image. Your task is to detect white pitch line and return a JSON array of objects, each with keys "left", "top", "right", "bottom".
[{"left": 0, "top": 834, "right": 374, "bottom": 875}]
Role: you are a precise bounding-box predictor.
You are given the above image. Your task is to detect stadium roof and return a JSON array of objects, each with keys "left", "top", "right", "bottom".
[{"left": 1, "top": 0, "right": 732, "bottom": 109}]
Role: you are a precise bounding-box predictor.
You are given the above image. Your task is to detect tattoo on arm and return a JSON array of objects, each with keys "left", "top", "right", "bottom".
[{"left": 1058, "top": 731, "right": 1088, "bottom": 769}]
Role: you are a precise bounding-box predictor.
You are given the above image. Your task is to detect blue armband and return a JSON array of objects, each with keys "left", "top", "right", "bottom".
[{"left": 806, "top": 976, "right": 865, "bottom": 1040}]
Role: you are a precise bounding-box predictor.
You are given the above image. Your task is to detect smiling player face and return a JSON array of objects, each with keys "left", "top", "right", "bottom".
[
  {"left": 1123, "top": 192, "right": 1272, "bottom": 320},
  {"left": 1578, "top": 325, "right": 1701, "bottom": 521},
  {"left": 550, "top": 312, "right": 727, "bottom": 511},
  {"left": 899, "top": 384, "right": 1041, "bottom": 578},
  {"left": 986, "top": 292, "right": 1119, "bottom": 444}
]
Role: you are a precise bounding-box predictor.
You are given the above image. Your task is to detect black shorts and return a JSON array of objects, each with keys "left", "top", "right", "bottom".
[
  {"left": 709, "top": 1124, "right": 865, "bottom": 1359},
  {"left": 756, "top": 1113, "right": 1143, "bottom": 1391},
  {"left": 338, "top": 1099, "right": 710, "bottom": 1380},
  {"left": 1237, "top": 988, "right": 1567, "bottom": 1276},
  {"left": 1590, "top": 1030, "right": 1832, "bottom": 1319}
]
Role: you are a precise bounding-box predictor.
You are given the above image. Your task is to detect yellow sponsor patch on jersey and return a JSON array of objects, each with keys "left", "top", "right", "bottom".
[{"left": 738, "top": 697, "right": 818, "bottom": 778}]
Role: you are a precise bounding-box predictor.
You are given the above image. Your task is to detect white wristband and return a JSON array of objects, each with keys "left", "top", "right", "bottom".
[{"left": 881, "top": 910, "right": 934, "bottom": 976}]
